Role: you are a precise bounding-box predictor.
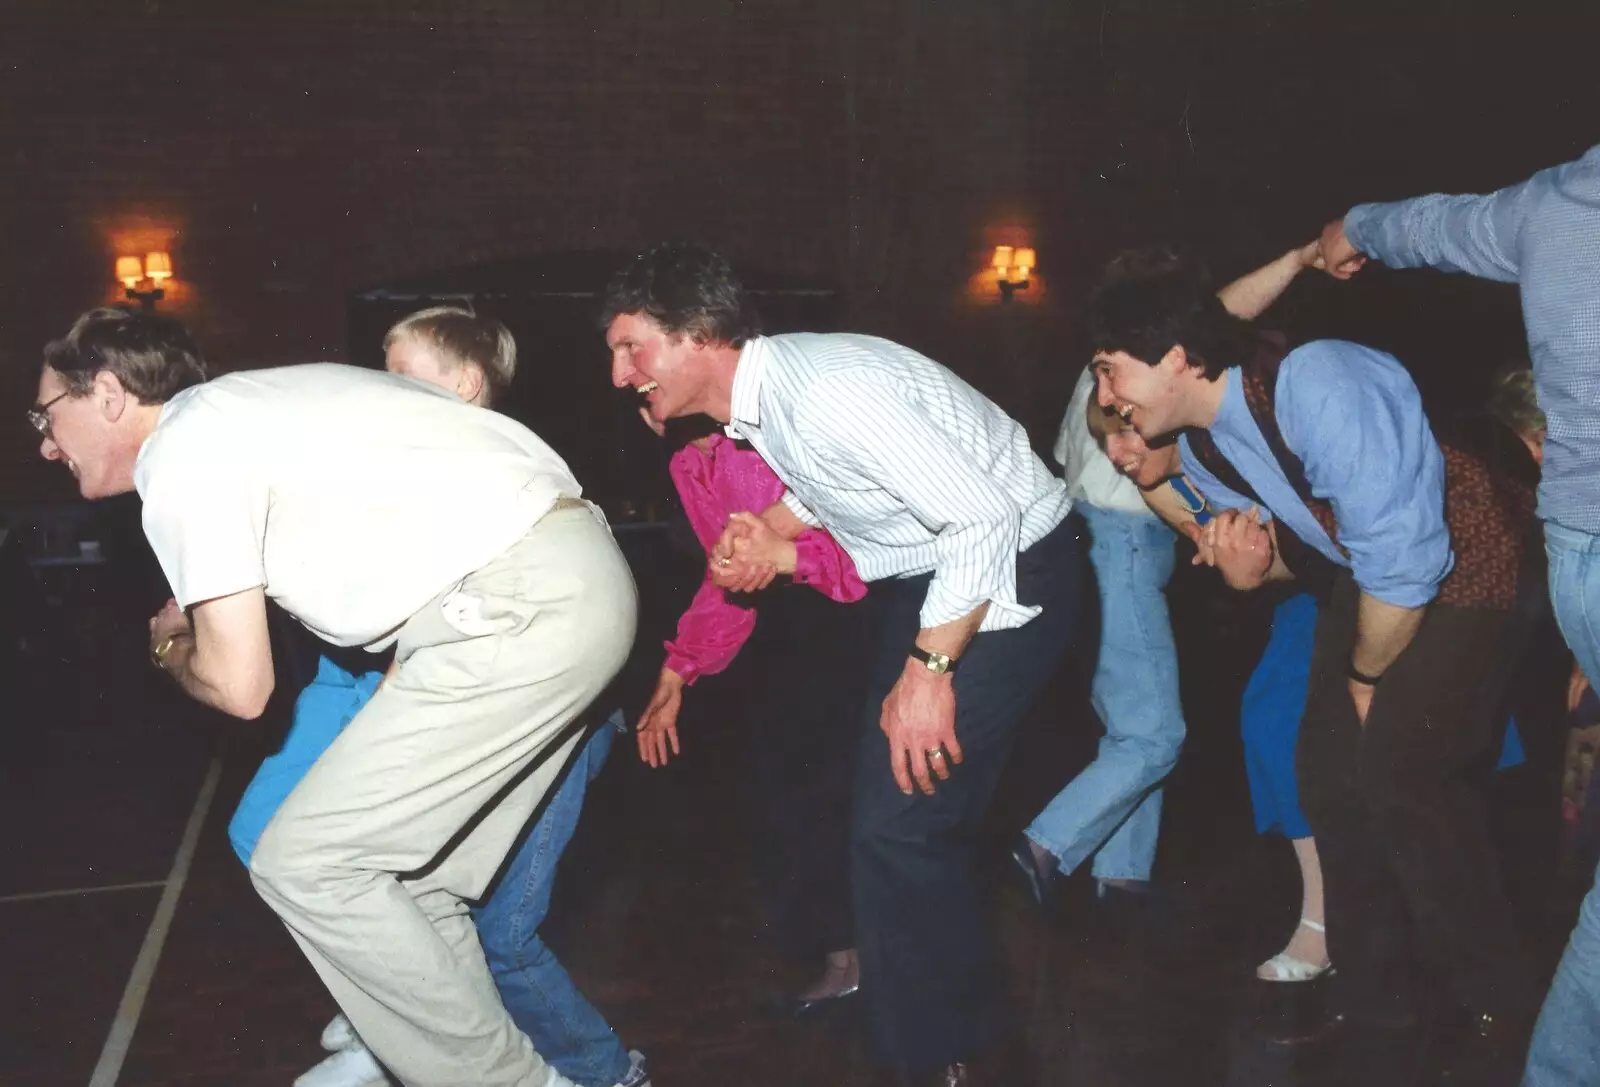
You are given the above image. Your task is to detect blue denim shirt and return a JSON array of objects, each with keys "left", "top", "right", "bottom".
[
  {"left": 1345, "top": 143, "right": 1600, "bottom": 536},
  {"left": 1179, "top": 340, "right": 1453, "bottom": 608}
]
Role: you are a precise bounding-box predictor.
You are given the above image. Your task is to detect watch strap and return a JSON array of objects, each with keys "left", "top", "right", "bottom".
[
  {"left": 1346, "top": 656, "right": 1384, "bottom": 686},
  {"left": 908, "top": 645, "right": 958, "bottom": 674}
]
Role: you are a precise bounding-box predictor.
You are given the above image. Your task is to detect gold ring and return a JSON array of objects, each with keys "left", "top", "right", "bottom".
[
  {"left": 927, "top": 748, "right": 945, "bottom": 759},
  {"left": 717, "top": 557, "right": 731, "bottom": 567}
]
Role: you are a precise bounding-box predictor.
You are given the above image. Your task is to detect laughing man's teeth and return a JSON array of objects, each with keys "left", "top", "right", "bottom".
[
  {"left": 1117, "top": 405, "right": 1134, "bottom": 422},
  {"left": 638, "top": 381, "right": 659, "bottom": 394}
]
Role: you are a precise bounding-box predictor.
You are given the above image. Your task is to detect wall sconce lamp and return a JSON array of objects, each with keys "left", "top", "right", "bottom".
[
  {"left": 117, "top": 251, "right": 173, "bottom": 310},
  {"left": 992, "top": 246, "right": 1036, "bottom": 302}
]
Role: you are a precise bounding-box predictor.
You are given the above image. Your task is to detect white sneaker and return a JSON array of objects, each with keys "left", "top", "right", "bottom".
[
  {"left": 293, "top": 1044, "right": 388, "bottom": 1087},
  {"left": 319, "top": 1014, "right": 358, "bottom": 1052},
  {"left": 613, "top": 1049, "right": 651, "bottom": 1087}
]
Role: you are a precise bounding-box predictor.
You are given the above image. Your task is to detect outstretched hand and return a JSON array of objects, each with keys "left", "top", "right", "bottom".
[
  {"left": 1316, "top": 218, "right": 1367, "bottom": 280},
  {"left": 637, "top": 667, "right": 686, "bottom": 768}
]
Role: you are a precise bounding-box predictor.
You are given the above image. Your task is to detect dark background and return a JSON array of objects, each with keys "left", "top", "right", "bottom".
[{"left": 5, "top": 0, "right": 1596, "bottom": 505}]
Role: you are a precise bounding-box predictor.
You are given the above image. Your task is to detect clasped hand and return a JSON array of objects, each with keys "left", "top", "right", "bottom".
[
  {"left": 148, "top": 597, "right": 192, "bottom": 655},
  {"left": 1184, "top": 507, "right": 1274, "bottom": 590},
  {"left": 1315, "top": 220, "right": 1367, "bottom": 280},
  {"left": 709, "top": 511, "right": 793, "bottom": 593}
]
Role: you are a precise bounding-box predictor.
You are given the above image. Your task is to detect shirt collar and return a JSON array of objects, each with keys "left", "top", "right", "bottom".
[
  {"left": 1207, "top": 369, "right": 1246, "bottom": 439},
  {"left": 726, "top": 337, "right": 766, "bottom": 438}
]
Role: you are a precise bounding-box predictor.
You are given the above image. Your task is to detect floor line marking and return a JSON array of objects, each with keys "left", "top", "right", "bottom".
[
  {"left": 0, "top": 880, "right": 167, "bottom": 905},
  {"left": 87, "top": 754, "right": 222, "bottom": 1087}
]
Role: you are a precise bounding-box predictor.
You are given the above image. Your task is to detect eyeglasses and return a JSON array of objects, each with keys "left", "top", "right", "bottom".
[{"left": 28, "top": 391, "right": 71, "bottom": 441}]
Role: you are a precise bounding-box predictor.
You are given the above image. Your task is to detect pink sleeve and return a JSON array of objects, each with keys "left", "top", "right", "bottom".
[
  {"left": 792, "top": 529, "right": 869, "bottom": 602},
  {"left": 669, "top": 447, "right": 729, "bottom": 555},
  {"left": 662, "top": 570, "right": 759, "bottom": 685}
]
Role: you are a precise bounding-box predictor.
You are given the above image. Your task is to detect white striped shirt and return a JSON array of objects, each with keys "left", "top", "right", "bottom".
[{"left": 726, "top": 333, "right": 1072, "bottom": 632}]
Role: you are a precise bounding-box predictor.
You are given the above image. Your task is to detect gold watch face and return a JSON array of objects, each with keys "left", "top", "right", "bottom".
[{"left": 923, "top": 652, "right": 952, "bottom": 673}]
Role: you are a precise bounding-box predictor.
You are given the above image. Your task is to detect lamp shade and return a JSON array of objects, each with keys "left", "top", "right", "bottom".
[
  {"left": 144, "top": 251, "right": 173, "bottom": 281},
  {"left": 116, "top": 256, "right": 144, "bottom": 287},
  {"left": 991, "top": 245, "right": 1014, "bottom": 272},
  {"left": 1012, "top": 248, "right": 1036, "bottom": 274}
]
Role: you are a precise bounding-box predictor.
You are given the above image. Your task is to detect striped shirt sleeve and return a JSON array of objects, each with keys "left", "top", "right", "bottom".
[
  {"left": 795, "top": 370, "right": 1034, "bottom": 630},
  {"left": 780, "top": 489, "right": 824, "bottom": 527}
]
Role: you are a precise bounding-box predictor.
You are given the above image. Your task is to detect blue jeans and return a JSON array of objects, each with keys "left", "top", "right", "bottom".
[
  {"left": 227, "top": 656, "right": 631, "bottom": 1087},
  {"left": 1525, "top": 524, "right": 1600, "bottom": 1086},
  {"left": 1025, "top": 505, "right": 1184, "bottom": 881},
  {"left": 473, "top": 720, "right": 630, "bottom": 1087}
]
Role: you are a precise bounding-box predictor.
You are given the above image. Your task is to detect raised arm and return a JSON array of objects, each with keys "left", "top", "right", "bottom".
[
  {"left": 1317, "top": 153, "right": 1581, "bottom": 283},
  {"left": 1216, "top": 242, "right": 1322, "bottom": 320}
]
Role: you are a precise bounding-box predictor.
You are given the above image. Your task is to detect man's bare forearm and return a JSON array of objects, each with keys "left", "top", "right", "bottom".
[
  {"left": 1350, "top": 592, "right": 1426, "bottom": 678},
  {"left": 916, "top": 602, "right": 990, "bottom": 661},
  {"left": 1141, "top": 481, "right": 1200, "bottom": 534},
  {"left": 160, "top": 635, "right": 270, "bottom": 718},
  {"left": 758, "top": 500, "right": 810, "bottom": 540},
  {"left": 1216, "top": 244, "right": 1317, "bottom": 321},
  {"left": 1259, "top": 521, "right": 1294, "bottom": 584}
]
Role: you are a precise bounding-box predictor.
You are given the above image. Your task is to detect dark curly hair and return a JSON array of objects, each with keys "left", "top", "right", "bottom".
[
  {"left": 1087, "top": 248, "right": 1254, "bottom": 381},
  {"left": 42, "top": 306, "right": 207, "bottom": 403},
  {"left": 599, "top": 241, "right": 761, "bottom": 347}
]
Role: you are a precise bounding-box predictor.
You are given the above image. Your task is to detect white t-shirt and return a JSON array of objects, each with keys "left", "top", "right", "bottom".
[
  {"left": 135, "top": 363, "right": 581, "bottom": 649},
  {"left": 1053, "top": 368, "right": 1152, "bottom": 517}
]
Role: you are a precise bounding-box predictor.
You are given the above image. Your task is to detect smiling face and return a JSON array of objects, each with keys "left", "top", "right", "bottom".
[
  {"left": 1092, "top": 346, "right": 1201, "bottom": 442},
  {"left": 606, "top": 311, "right": 715, "bottom": 424},
  {"left": 1087, "top": 397, "right": 1183, "bottom": 488},
  {"left": 33, "top": 366, "right": 137, "bottom": 499}
]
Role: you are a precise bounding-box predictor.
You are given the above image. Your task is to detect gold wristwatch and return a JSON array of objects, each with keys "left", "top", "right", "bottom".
[{"left": 908, "top": 645, "right": 957, "bottom": 675}]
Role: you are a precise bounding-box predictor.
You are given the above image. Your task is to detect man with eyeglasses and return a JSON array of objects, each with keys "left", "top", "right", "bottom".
[{"left": 31, "top": 306, "right": 637, "bottom": 1087}]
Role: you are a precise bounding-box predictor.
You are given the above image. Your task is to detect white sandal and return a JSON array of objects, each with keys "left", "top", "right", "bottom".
[{"left": 1255, "top": 917, "right": 1332, "bottom": 982}]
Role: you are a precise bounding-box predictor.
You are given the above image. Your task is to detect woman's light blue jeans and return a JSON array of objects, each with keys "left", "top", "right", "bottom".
[{"left": 1024, "top": 504, "right": 1185, "bottom": 882}]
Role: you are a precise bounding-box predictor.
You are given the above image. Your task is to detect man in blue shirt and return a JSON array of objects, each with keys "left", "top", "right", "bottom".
[
  {"left": 1089, "top": 255, "right": 1535, "bottom": 1079},
  {"left": 1319, "top": 146, "right": 1600, "bottom": 1087}
]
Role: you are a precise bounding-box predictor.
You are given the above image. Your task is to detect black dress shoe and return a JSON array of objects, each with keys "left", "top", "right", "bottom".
[
  {"left": 787, "top": 983, "right": 860, "bottom": 1019},
  {"left": 1008, "top": 836, "right": 1056, "bottom": 909},
  {"left": 1257, "top": 1005, "right": 1420, "bottom": 1049}
]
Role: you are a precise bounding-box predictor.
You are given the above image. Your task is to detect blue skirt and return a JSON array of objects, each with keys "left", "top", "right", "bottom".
[{"left": 1239, "top": 592, "right": 1524, "bottom": 839}]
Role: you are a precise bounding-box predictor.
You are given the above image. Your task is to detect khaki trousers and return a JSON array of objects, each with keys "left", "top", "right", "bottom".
[{"left": 250, "top": 503, "right": 637, "bottom": 1087}]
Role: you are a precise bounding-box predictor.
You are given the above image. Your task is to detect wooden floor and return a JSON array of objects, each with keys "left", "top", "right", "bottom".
[{"left": 3, "top": 561, "right": 1583, "bottom": 1087}]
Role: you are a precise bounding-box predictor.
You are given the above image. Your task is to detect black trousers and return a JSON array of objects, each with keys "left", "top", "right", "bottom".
[
  {"left": 745, "top": 581, "right": 872, "bottom": 958},
  {"left": 852, "top": 513, "right": 1085, "bottom": 1072},
  {"left": 1298, "top": 574, "right": 1532, "bottom": 1021}
]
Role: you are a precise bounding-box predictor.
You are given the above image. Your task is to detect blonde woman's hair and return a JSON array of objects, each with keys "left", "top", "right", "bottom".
[
  {"left": 1486, "top": 363, "right": 1544, "bottom": 438},
  {"left": 384, "top": 306, "right": 516, "bottom": 407}
]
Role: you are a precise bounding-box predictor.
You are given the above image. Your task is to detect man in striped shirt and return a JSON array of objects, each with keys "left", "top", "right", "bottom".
[{"left": 603, "top": 242, "right": 1083, "bottom": 1086}]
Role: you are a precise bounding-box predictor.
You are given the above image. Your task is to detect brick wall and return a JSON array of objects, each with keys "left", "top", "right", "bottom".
[{"left": 3, "top": 1, "right": 1595, "bottom": 501}]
